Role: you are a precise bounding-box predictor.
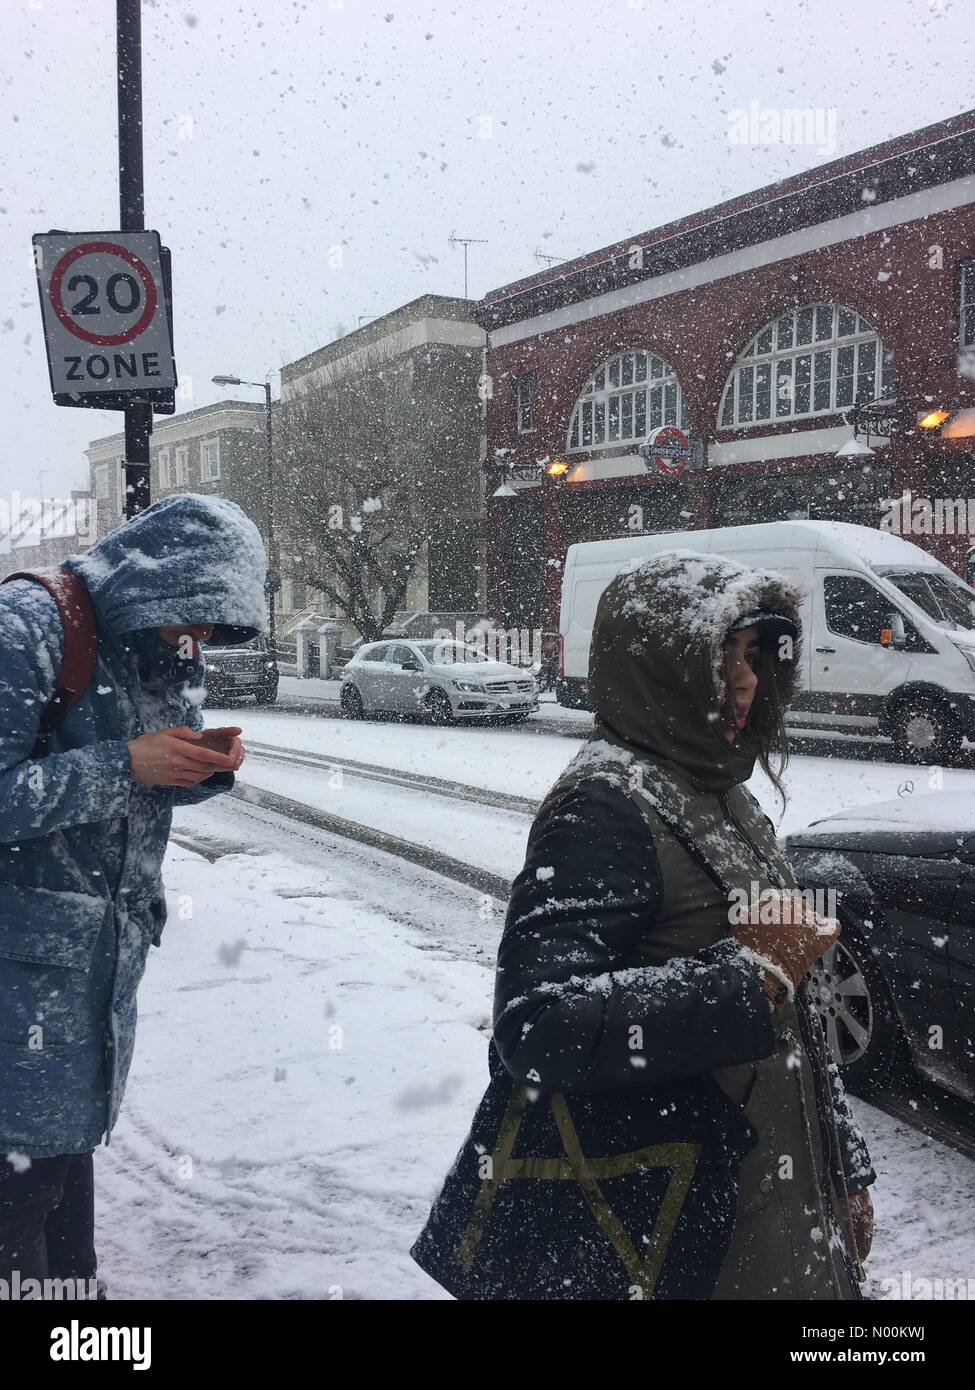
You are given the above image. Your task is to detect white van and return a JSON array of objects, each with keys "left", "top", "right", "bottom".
[{"left": 557, "top": 520, "right": 975, "bottom": 763}]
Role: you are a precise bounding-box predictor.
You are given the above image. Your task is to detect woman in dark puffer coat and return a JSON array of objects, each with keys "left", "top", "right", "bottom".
[{"left": 412, "top": 550, "right": 876, "bottom": 1300}]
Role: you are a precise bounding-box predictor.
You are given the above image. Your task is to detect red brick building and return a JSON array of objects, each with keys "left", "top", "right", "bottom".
[{"left": 479, "top": 108, "right": 975, "bottom": 632}]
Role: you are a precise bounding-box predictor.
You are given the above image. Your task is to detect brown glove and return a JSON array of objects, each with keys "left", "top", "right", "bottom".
[
  {"left": 731, "top": 891, "right": 841, "bottom": 994},
  {"left": 837, "top": 1188, "right": 874, "bottom": 1264}
]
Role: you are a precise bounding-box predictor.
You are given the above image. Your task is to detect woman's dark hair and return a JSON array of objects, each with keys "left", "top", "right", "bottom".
[{"left": 724, "top": 636, "right": 792, "bottom": 806}]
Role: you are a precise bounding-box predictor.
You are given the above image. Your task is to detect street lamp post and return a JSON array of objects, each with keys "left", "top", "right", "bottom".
[{"left": 212, "top": 373, "right": 278, "bottom": 656}]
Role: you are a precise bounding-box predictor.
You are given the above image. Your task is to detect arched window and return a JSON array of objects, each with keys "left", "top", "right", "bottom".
[
  {"left": 567, "top": 350, "right": 687, "bottom": 452},
  {"left": 718, "top": 304, "right": 895, "bottom": 430}
]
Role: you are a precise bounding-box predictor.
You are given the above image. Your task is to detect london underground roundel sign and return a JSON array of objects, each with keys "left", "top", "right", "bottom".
[{"left": 643, "top": 425, "right": 690, "bottom": 476}]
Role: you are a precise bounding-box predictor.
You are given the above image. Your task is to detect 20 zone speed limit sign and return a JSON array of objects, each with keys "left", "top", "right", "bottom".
[{"left": 33, "top": 230, "right": 176, "bottom": 404}]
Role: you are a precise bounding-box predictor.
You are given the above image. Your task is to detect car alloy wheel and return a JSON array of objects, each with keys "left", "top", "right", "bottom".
[
  {"left": 802, "top": 928, "right": 906, "bottom": 1086},
  {"left": 804, "top": 939, "right": 873, "bottom": 1069},
  {"left": 425, "top": 689, "right": 454, "bottom": 725}
]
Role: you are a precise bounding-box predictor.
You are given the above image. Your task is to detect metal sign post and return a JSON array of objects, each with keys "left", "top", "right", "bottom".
[
  {"left": 117, "top": 0, "right": 150, "bottom": 517},
  {"left": 32, "top": 1, "right": 174, "bottom": 522}
]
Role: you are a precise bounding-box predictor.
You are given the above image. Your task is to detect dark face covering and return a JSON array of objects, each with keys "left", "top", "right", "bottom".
[
  {"left": 124, "top": 629, "right": 202, "bottom": 691},
  {"left": 588, "top": 551, "right": 803, "bottom": 794}
]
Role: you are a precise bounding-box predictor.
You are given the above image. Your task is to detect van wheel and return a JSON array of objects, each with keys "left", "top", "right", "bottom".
[
  {"left": 340, "top": 684, "right": 364, "bottom": 720},
  {"left": 889, "top": 696, "right": 962, "bottom": 764}
]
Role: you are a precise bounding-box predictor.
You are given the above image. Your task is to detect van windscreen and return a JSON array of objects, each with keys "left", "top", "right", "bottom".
[{"left": 878, "top": 569, "right": 975, "bottom": 632}]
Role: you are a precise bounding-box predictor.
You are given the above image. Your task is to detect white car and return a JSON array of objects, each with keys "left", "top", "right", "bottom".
[{"left": 340, "top": 639, "right": 539, "bottom": 725}]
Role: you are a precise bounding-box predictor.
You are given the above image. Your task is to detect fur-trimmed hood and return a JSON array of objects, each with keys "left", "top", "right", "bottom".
[{"left": 588, "top": 548, "right": 803, "bottom": 792}]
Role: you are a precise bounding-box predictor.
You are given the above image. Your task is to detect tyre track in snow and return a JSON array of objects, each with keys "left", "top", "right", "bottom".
[
  {"left": 245, "top": 739, "right": 539, "bottom": 816},
  {"left": 171, "top": 790, "right": 509, "bottom": 965},
  {"left": 176, "top": 739, "right": 537, "bottom": 899}
]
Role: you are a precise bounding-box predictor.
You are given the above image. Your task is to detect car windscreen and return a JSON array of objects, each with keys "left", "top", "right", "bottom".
[
  {"left": 878, "top": 569, "right": 975, "bottom": 631},
  {"left": 412, "top": 640, "right": 489, "bottom": 663},
  {"left": 203, "top": 636, "right": 267, "bottom": 653}
]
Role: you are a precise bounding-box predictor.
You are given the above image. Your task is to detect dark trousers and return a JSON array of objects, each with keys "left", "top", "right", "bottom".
[{"left": 0, "top": 1152, "right": 96, "bottom": 1287}]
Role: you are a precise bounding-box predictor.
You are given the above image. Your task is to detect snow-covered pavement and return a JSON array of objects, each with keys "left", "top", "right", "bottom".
[
  {"left": 98, "top": 826, "right": 494, "bottom": 1300},
  {"left": 92, "top": 708, "right": 975, "bottom": 1299}
]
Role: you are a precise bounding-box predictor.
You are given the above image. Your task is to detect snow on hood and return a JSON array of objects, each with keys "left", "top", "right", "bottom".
[
  {"left": 66, "top": 493, "right": 267, "bottom": 646},
  {"left": 589, "top": 548, "right": 804, "bottom": 791},
  {"left": 427, "top": 660, "right": 526, "bottom": 678}
]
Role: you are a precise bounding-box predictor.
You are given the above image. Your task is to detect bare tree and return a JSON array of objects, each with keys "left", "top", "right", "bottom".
[{"left": 276, "top": 343, "right": 461, "bottom": 641}]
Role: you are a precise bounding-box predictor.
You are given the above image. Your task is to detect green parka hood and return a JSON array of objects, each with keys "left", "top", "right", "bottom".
[{"left": 589, "top": 549, "right": 803, "bottom": 793}]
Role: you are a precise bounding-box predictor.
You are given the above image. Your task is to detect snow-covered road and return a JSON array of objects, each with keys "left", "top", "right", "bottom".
[{"left": 92, "top": 707, "right": 975, "bottom": 1299}]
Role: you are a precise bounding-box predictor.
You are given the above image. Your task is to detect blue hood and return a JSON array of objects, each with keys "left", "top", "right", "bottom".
[{"left": 66, "top": 493, "right": 267, "bottom": 646}]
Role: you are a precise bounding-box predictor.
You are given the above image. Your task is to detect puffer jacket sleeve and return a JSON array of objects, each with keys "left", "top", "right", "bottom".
[
  {"left": 0, "top": 582, "right": 131, "bottom": 843},
  {"left": 172, "top": 770, "right": 234, "bottom": 806},
  {"left": 493, "top": 776, "right": 777, "bottom": 1091}
]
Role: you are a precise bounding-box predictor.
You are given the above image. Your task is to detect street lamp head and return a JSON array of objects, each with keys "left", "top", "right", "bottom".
[{"left": 212, "top": 374, "right": 242, "bottom": 386}]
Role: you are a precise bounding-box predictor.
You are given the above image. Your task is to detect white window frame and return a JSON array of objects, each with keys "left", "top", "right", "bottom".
[
  {"left": 175, "top": 446, "right": 189, "bottom": 486},
  {"left": 961, "top": 260, "right": 975, "bottom": 349},
  {"left": 718, "top": 303, "right": 895, "bottom": 431},
  {"left": 158, "top": 447, "right": 171, "bottom": 489},
  {"left": 567, "top": 350, "right": 687, "bottom": 453},
  {"left": 201, "top": 438, "right": 221, "bottom": 482}
]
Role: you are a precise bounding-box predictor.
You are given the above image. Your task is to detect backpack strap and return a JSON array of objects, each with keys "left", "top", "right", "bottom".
[{"left": 2, "top": 567, "right": 97, "bottom": 734}]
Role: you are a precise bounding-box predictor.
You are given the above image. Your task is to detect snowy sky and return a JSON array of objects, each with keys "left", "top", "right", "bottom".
[{"left": 1, "top": 0, "right": 973, "bottom": 509}]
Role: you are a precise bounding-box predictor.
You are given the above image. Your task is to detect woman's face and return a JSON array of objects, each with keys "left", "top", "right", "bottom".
[{"left": 720, "top": 625, "right": 761, "bottom": 742}]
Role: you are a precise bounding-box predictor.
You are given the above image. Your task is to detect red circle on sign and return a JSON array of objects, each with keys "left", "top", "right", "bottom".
[
  {"left": 49, "top": 241, "right": 157, "bottom": 346},
  {"left": 650, "top": 426, "right": 689, "bottom": 476}
]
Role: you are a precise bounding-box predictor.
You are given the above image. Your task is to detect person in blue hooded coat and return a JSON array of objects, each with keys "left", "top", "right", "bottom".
[{"left": 0, "top": 492, "right": 266, "bottom": 1295}]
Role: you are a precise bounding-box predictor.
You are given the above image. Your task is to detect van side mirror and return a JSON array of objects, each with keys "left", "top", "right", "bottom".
[{"left": 880, "top": 613, "right": 907, "bottom": 650}]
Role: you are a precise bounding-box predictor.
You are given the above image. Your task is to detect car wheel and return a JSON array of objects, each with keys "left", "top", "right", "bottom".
[
  {"left": 340, "top": 683, "right": 364, "bottom": 720},
  {"left": 255, "top": 684, "right": 278, "bottom": 706},
  {"left": 802, "top": 931, "right": 905, "bottom": 1087},
  {"left": 890, "top": 696, "right": 962, "bottom": 764},
  {"left": 424, "top": 689, "right": 455, "bottom": 725}
]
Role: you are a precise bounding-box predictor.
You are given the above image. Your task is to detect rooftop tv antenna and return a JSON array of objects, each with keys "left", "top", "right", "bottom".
[{"left": 448, "top": 231, "right": 487, "bottom": 299}]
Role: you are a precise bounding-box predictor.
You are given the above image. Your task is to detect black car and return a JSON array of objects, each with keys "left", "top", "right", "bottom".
[
  {"left": 202, "top": 636, "right": 279, "bottom": 706},
  {"left": 786, "top": 793, "right": 975, "bottom": 1101}
]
